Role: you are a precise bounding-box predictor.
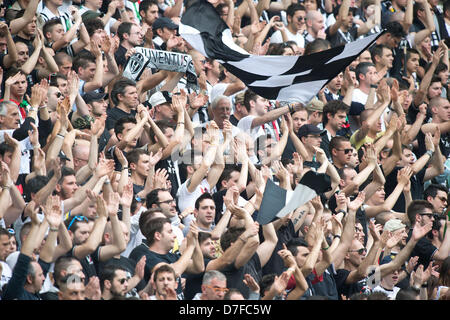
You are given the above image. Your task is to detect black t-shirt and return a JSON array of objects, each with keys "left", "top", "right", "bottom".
[
  {"left": 229, "top": 114, "right": 239, "bottom": 127},
  {"left": 304, "top": 266, "right": 339, "bottom": 300},
  {"left": 129, "top": 243, "right": 183, "bottom": 296},
  {"left": 406, "top": 229, "right": 437, "bottom": 269},
  {"left": 281, "top": 136, "right": 296, "bottom": 160},
  {"left": 384, "top": 166, "right": 427, "bottom": 212},
  {"left": 325, "top": 26, "right": 358, "bottom": 48},
  {"left": 183, "top": 257, "right": 212, "bottom": 300},
  {"left": 333, "top": 269, "right": 371, "bottom": 299},
  {"left": 415, "top": 129, "right": 450, "bottom": 159},
  {"left": 262, "top": 220, "right": 298, "bottom": 277},
  {"left": 133, "top": 183, "right": 144, "bottom": 196},
  {"left": 66, "top": 246, "right": 100, "bottom": 283},
  {"left": 106, "top": 107, "right": 137, "bottom": 132},
  {"left": 100, "top": 256, "right": 145, "bottom": 294},
  {"left": 156, "top": 158, "right": 179, "bottom": 200},
  {"left": 106, "top": 145, "right": 128, "bottom": 172},
  {"left": 114, "top": 45, "right": 128, "bottom": 69},
  {"left": 221, "top": 253, "right": 261, "bottom": 299}
]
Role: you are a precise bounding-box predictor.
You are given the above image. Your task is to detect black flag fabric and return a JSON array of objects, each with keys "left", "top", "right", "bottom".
[
  {"left": 180, "top": 0, "right": 384, "bottom": 103},
  {"left": 257, "top": 171, "right": 332, "bottom": 225}
]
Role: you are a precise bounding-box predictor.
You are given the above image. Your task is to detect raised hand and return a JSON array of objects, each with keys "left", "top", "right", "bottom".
[
  {"left": 135, "top": 256, "right": 146, "bottom": 280},
  {"left": 107, "top": 192, "right": 120, "bottom": 216},
  {"left": 149, "top": 148, "right": 163, "bottom": 167},
  {"left": 397, "top": 166, "right": 413, "bottom": 185},
  {"left": 44, "top": 195, "right": 62, "bottom": 228},
  {"left": 85, "top": 276, "right": 101, "bottom": 300},
  {"left": 412, "top": 221, "right": 433, "bottom": 241},
  {"left": 347, "top": 191, "right": 365, "bottom": 212},
  {"left": 243, "top": 273, "right": 260, "bottom": 293}
]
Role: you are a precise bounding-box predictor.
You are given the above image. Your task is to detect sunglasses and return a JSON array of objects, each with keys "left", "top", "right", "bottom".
[
  {"left": 338, "top": 148, "right": 353, "bottom": 154},
  {"left": 349, "top": 248, "right": 366, "bottom": 255},
  {"left": 436, "top": 196, "right": 448, "bottom": 203},
  {"left": 67, "top": 215, "right": 89, "bottom": 231},
  {"left": 418, "top": 213, "right": 435, "bottom": 217},
  {"left": 118, "top": 278, "right": 128, "bottom": 285},
  {"left": 157, "top": 199, "right": 175, "bottom": 205},
  {"left": 205, "top": 285, "right": 229, "bottom": 293},
  {"left": 56, "top": 92, "right": 64, "bottom": 98},
  {"left": 297, "top": 17, "right": 306, "bottom": 22}
]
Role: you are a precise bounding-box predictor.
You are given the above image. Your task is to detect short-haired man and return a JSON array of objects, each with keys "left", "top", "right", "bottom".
[
  {"left": 423, "top": 184, "right": 448, "bottom": 215},
  {"left": 305, "top": 98, "right": 324, "bottom": 127},
  {"left": 149, "top": 264, "right": 178, "bottom": 300},
  {"left": 370, "top": 44, "right": 394, "bottom": 77},
  {"left": 282, "top": 104, "right": 308, "bottom": 159},
  {"left": 406, "top": 200, "right": 450, "bottom": 269},
  {"left": 106, "top": 78, "right": 138, "bottom": 134},
  {"left": 99, "top": 265, "right": 129, "bottom": 300},
  {"left": 115, "top": 22, "right": 144, "bottom": 69},
  {"left": 148, "top": 91, "right": 174, "bottom": 122},
  {"left": 187, "top": 193, "right": 216, "bottom": 236},
  {"left": 152, "top": 17, "right": 178, "bottom": 50},
  {"left": 57, "top": 274, "right": 86, "bottom": 300},
  {"left": 329, "top": 136, "right": 353, "bottom": 169},
  {"left": 193, "top": 270, "right": 228, "bottom": 300},
  {"left": 303, "top": 10, "right": 326, "bottom": 46},
  {"left": 320, "top": 100, "right": 350, "bottom": 159},
  {"left": 129, "top": 217, "right": 204, "bottom": 299},
  {"left": 270, "top": 4, "right": 306, "bottom": 49},
  {"left": 139, "top": 0, "right": 159, "bottom": 29}
]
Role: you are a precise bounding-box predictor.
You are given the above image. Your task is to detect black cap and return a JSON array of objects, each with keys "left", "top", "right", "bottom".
[
  {"left": 152, "top": 17, "right": 178, "bottom": 31},
  {"left": 82, "top": 91, "right": 107, "bottom": 104},
  {"left": 297, "top": 124, "right": 324, "bottom": 139}
]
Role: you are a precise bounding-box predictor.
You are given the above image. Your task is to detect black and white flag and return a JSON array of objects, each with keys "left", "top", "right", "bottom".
[
  {"left": 180, "top": 0, "right": 383, "bottom": 103},
  {"left": 123, "top": 47, "right": 198, "bottom": 89},
  {"left": 257, "top": 171, "right": 332, "bottom": 225}
]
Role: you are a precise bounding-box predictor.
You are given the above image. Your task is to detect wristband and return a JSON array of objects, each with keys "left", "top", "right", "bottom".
[
  {"left": 177, "top": 122, "right": 184, "bottom": 125},
  {"left": 426, "top": 150, "right": 434, "bottom": 158},
  {"left": 122, "top": 167, "right": 129, "bottom": 170},
  {"left": 370, "top": 84, "right": 378, "bottom": 89},
  {"left": 104, "top": 179, "right": 111, "bottom": 184},
  {"left": 322, "top": 246, "right": 329, "bottom": 251},
  {"left": 333, "top": 234, "right": 341, "bottom": 239},
  {"left": 336, "top": 209, "right": 347, "bottom": 217},
  {"left": 1, "top": 185, "right": 10, "bottom": 190},
  {"left": 50, "top": 227, "right": 59, "bottom": 232},
  {"left": 33, "top": 144, "right": 41, "bottom": 149},
  {"left": 56, "top": 134, "right": 65, "bottom": 139}
]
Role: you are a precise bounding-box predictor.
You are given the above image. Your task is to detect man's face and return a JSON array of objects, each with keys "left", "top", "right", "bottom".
[
  {"left": 7, "top": 235, "right": 16, "bottom": 255},
  {"left": 78, "top": 62, "right": 96, "bottom": 81},
  {"left": 354, "top": 223, "right": 365, "bottom": 244},
  {"left": 110, "top": 269, "right": 129, "bottom": 296},
  {"left": 89, "top": 99, "right": 108, "bottom": 117},
  {"left": 428, "top": 190, "right": 448, "bottom": 214},
  {"left": 294, "top": 246, "right": 310, "bottom": 268},
  {"left": 400, "top": 90, "right": 413, "bottom": 111},
  {"left": 195, "top": 199, "right": 216, "bottom": 227},
  {"left": 359, "top": 50, "right": 372, "bottom": 63},
  {"left": 205, "top": 59, "right": 220, "bottom": 77},
  {"left": 200, "top": 238, "right": 216, "bottom": 259},
  {"left": 341, "top": 167, "right": 357, "bottom": 189},
  {"left": 347, "top": 239, "right": 366, "bottom": 266},
  {"left": 202, "top": 278, "right": 227, "bottom": 300},
  {"left": 0, "top": 37, "right": 7, "bottom": 53},
  {"left": 126, "top": 25, "right": 144, "bottom": 46},
  {"left": 361, "top": 66, "right": 378, "bottom": 86},
  {"left": 380, "top": 48, "right": 394, "bottom": 68},
  {"left": 292, "top": 110, "right": 308, "bottom": 132},
  {"left": 406, "top": 53, "right": 420, "bottom": 74},
  {"left": 417, "top": 207, "right": 435, "bottom": 227},
  {"left": 158, "top": 27, "right": 176, "bottom": 42},
  {"left": 24, "top": 16, "right": 37, "bottom": 37},
  {"left": 312, "top": 15, "right": 325, "bottom": 34},
  {"left": 347, "top": 147, "right": 359, "bottom": 168},
  {"left": 328, "top": 73, "right": 343, "bottom": 92},
  {"left": 48, "top": 23, "right": 65, "bottom": 42},
  {"left": 59, "top": 281, "right": 86, "bottom": 300},
  {"left": 392, "top": 227, "right": 408, "bottom": 247},
  {"left": 133, "top": 154, "right": 150, "bottom": 178},
  {"left": 290, "top": 10, "right": 306, "bottom": 31},
  {"left": 1, "top": 104, "right": 21, "bottom": 129},
  {"left": 59, "top": 59, "right": 73, "bottom": 76},
  {"left": 72, "top": 222, "right": 90, "bottom": 245},
  {"left": 223, "top": 171, "right": 240, "bottom": 189},
  {"left": 386, "top": 35, "right": 401, "bottom": 49},
  {"left": 47, "top": 87, "right": 65, "bottom": 109},
  {"left": 302, "top": 133, "right": 322, "bottom": 148},
  {"left": 383, "top": 269, "right": 401, "bottom": 288},
  {"left": 142, "top": 4, "right": 159, "bottom": 25},
  {"left": 60, "top": 175, "right": 78, "bottom": 199},
  {"left": 328, "top": 110, "right": 347, "bottom": 131},
  {"left": 120, "top": 86, "right": 139, "bottom": 109},
  {"left": 212, "top": 99, "right": 231, "bottom": 123},
  {"left": 0, "top": 234, "right": 10, "bottom": 260},
  {"left": 304, "top": 0, "right": 318, "bottom": 11},
  {"left": 371, "top": 186, "right": 386, "bottom": 205},
  {"left": 157, "top": 191, "right": 177, "bottom": 218},
  {"left": 156, "top": 103, "right": 174, "bottom": 120},
  {"left": 158, "top": 222, "right": 176, "bottom": 252},
  {"left": 30, "top": 261, "right": 45, "bottom": 292},
  {"left": 400, "top": 148, "right": 415, "bottom": 166},
  {"left": 428, "top": 81, "right": 443, "bottom": 100},
  {"left": 333, "top": 140, "right": 352, "bottom": 165},
  {"left": 118, "top": 122, "right": 138, "bottom": 147},
  {"left": 56, "top": 78, "right": 69, "bottom": 96},
  {"left": 155, "top": 271, "right": 177, "bottom": 298}
]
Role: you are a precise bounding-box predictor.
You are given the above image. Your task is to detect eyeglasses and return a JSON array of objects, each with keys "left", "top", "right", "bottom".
[
  {"left": 157, "top": 199, "right": 175, "bottom": 205},
  {"left": 200, "top": 59, "right": 207, "bottom": 64},
  {"left": 67, "top": 215, "right": 89, "bottom": 231},
  {"left": 436, "top": 196, "right": 448, "bottom": 203},
  {"left": 56, "top": 92, "right": 64, "bottom": 98},
  {"left": 204, "top": 285, "right": 229, "bottom": 293},
  {"left": 349, "top": 248, "right": 366, "bottom": 255},
  {"left": 418, "top": 212, "right": 435, "bottom": 217},
  {"left": 337, "top": 148, "right": 352, "bottom": 154},
  {"left": 118, "top": 278, "right": 128, "bottom": 285},
  {"left": 297, "top": 17, "right": 306, "bottom": 22}
]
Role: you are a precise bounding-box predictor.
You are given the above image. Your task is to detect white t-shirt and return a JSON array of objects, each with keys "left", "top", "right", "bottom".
[
  {"left": 0, "top": 131, "right": 33, "bottom": 175},
  {"left": 237, "top": 115, "right": 265, "bottom": 141},
  {"left": 270, "top": 29, "right": 305, "bottom": 48},
  {"left": 372, "top": 285, "right": 401, "bottom": 300},
  {"left": 177, "top": 178, "right": 211, "bottom": 219}
]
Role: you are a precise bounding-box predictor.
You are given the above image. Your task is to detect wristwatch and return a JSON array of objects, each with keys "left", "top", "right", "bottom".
[
  {"left": 370, "top": 84, "right": 378, "bottom": 89},
  {"left": 426, "top": 150, "right": 434, "bottom": 158}
]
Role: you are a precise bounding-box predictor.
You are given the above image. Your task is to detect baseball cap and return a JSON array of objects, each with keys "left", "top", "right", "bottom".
[
  {"left": 152, "top": 17, "right": 178, "bottom": 32},
  {"left": 82, "top": 91, "right": 107, "bottom": 104},
  {"left": 81, "top": 10, "right": 103, "bottom": 23},
  {"left": 297, "top": 124, "right": 324, "bottom": 139},
  {"left": 305, "top": 98, "right": 324, "bottom": 112},
  {"left": 149, "top": 91, "right": 172, "bottom": 107},
  {"left": 383, "top": 219, "right": 406, "bottom": 232}
]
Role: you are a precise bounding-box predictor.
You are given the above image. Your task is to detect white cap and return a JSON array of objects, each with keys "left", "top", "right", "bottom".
[
  {"left": 149, "top": 91, "right": 171, "bottom": 107},
  {"left": 383, "top": 218, "right": 406, "bottom": 232}
]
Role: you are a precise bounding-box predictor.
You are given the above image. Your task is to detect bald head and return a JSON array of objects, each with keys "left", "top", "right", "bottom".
[{"left": 306, "top": 10, "right": 324, "bottom": 35}]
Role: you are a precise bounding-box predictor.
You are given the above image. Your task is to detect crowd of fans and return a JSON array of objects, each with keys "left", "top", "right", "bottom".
[{"left": 0, "top": 0, "right": 449, "bottom": 301}]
